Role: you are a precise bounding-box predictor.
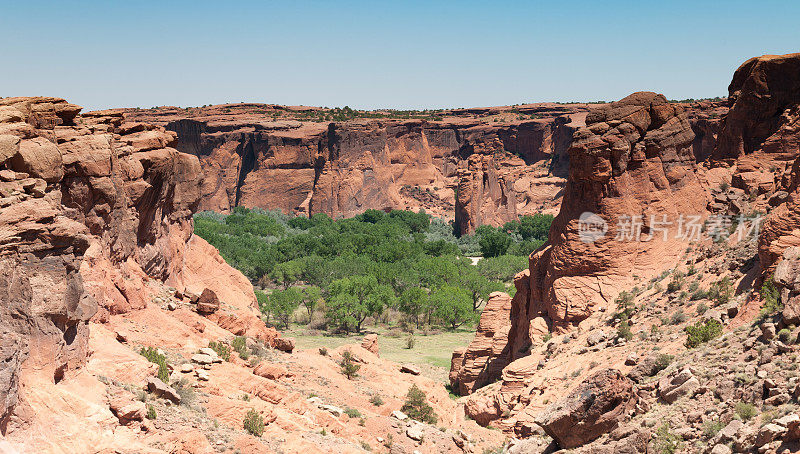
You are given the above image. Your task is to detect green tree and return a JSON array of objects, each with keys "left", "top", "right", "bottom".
[
  {"left": 299, "top": 285, "right": 322, "bottom": 321},
  {"left": 477, "top": 255, "right": 528, "bottom": 282},
  {"left": 458, "top": 268, "right": 501, "bottom": 311},
  {"left": 478, "top": 230, "right": 511, "bottom": 258},
  {"left": 267, "top": 288, "right": 301, "bottom": 329},
  {"left": 430, "top": 285, "right": 474, "bottom": 330},
  {"left": 401, "top": 384, "right": 437, "bottom": 424},
  {"left": 327, "top": 275, "right": 395, "bottom": 333},
  {"left": 399, "top": 287, "right": 428, "bottom": 328},
  {"left": 269, "top": 260, "right": 303, "bottom": 289}
]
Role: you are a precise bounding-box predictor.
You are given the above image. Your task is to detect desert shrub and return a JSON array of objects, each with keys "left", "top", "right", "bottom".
[
  {"left": 696, "top": 303, "right": 709, "bottom": 315},
  {"left": 708, "top": 277, "right": 733, "bottom": 306},
  {"left": 667, "top": 272, "right": 685, "bottom": 293},
  {"left": 146, "top": 405, "right": 157, "bottom": 420},
  {"left": 243, "top": 408, "right": 264, "bottom": 436},
  {"left": 779, "top": 328, "right": 792, "bottom": 343},
  {"left": 617, "top": 321, "right": 633, "bottom": 341},
  {"left": 208, "top": 341, "right": 231, "bottom": 361},
  {"left": 401, "top": 384, "right": 437, "bottom": 424},
  {"left": 344, "top": 407, "right": 362, "bottom": 418},
  {"left": 171, "top": 378, "right": 196, "bottom": 406},
  {"left": 140, "top": 347, "right": 170, "bottom": 383},
  {"left": 405, "top": 334, "right": 416, "bottom": 349},
  {"left": 669, "top": 310, "right": 687, "bottom": 325},
  {"left": 339, "top": 350, "right": 361, "bottom": 380},
  {"left": 690, "top": 288, "right": 708, "bottom": 301},
  {"left": 370, "top": 394, "right": 384, "bottom": 406},
  {"left": 653, "top": 424, "right": 681, "bottom": 454},
  {"left": 654, "top": 353, "right": 674, "bottom": 372},
  {"left": 318, "top": 347, "right": 328, "bottom": 356},
  {"left": 685, "top": 319, "right": 722, "bottom": 348},
  {"left": 615, "top": 291, "right": 636, "bottom": 321},
  {"left": 702, "top": 419, "right": 724, "bottom": 439},
  {"left": 761, "top": 276, "right": 782, "bottom": 314},
  {"left": 735, "top": 402, "right": 757, "bottom": 421},
  {"left": 232, "top": 336, "right": 249, "bottom": 360}
]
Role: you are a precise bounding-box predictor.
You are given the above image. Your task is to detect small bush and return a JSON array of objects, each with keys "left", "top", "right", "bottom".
[
  {"left": 761, "top": 276, "right": 782, "bottom": 315},
  {"left": 617, "top": 321, "right": 633, "bottom": 341},
  {"left": 653, "top": 424, "right": 681, "bottom": 454},
  {"left": 243, "top": 408, "right": 265, "bottom": 436},
  {"left": 146, "top": 405, "right": 157, "bottom": 420},
  {"left": 615, "top": 291, "right": 636, "bottom": 320},
  {"left": 171, "top": 378, "right": 196, "bottom": 406},
  {"left": 735, "top": 402, "right": 757, "bottom": 421},
  {"left": 690, "top": 288, "right": 708, "bottom": 301},
  {"left": 339, "top": 351, "right": 361, "bottom": 380},
  {"left": 690, "top": 318, "right": 724, "bottom": 347},
  {"left": 708, "top": 277, "right": 733, "bottom": 307},
  {"left": 370, "top": 394, "right": 384, "bottom": 406},
  {"left": 654, "top": 354, "right": 674, "bottom": 372},
  {"left": 401, "top": 384, "right": 437, "bottom": 424},
  {"left": 702, "top": 419, "right": 723, "bottom": 439},
  {"left": 344, "top": 407, "right": 362, "bottom": 418},
  {"left": 405, "top": 334, "right": 416, "bottom": 349},
  {"left": 779, "top": 328, "right": 792, "bottom": 343},
  {"left": 208, "top": 341, "right": 231, "bottom": 361},
  {"left": 669, "top": 310, "right": 687, "bottom": 325},
  {"left": 140, "top": 347, "right": 170, "bottom": 383},
  {"left": 319, "top": 347, "right": 328, "bottom": 356},
  {"left": 667, "top": 272, "right": 685, "bottom": 293},
  {"left": 232, "top": 336, "right": 249, "bottom": 360},
  {"left": 685, "top": 319, "right": 722, "bottom": 348},
  {"left": 696, "top": 303, "right": 709, "bottom": 315}
]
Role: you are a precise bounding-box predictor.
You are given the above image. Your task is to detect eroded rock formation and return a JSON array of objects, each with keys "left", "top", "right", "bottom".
[{"left": 0, "top": 97, "right": 276, "bottom": 437}]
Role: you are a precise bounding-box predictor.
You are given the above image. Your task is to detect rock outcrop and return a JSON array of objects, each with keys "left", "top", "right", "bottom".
[
  {"left": 714, "top": 53, "right": 800, "bottom": 161},
  {"left": 0, "top": 97, "right": 278, "bottom": 439},
  {"left": 534, "top": 369, "right": 637, "bottom": 449},
  {"left": 449, "top": 292, "right": 513, "bottom": 395},
  {"left": 520, "top": 91, "right": 707, "bottom": 333}
]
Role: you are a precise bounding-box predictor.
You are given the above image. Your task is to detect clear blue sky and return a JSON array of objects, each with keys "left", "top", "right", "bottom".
[{"left": 2, "top": 0, "right": 798, "bottom": 111}]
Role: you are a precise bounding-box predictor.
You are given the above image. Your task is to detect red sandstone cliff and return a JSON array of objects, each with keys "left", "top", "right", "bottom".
[
  {"left": 125, "top": 104, "right": 586, "bottom": 233},
  {"left": 0, "top": 97, "right": 275, "bottom": 444}
]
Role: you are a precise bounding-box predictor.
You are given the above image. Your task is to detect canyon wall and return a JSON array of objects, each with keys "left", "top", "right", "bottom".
[{"left": 126, "top": 105, "right": 586, "bottom": 233}]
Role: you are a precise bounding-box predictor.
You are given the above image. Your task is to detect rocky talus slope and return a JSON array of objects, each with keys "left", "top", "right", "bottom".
[
  {"left": 451, "top": 52, "right": 800, "bottom": 453},
  {"left": 0, "top": 98, "right": 503, "bottom": 453}
]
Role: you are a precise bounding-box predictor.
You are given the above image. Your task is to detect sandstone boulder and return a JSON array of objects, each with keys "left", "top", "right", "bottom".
[
  {"left": 196, "top": 288, "right": 220, "bottom": 314},
  {"left": 273, "top": 337, "right": 295, "bottom": 353},
  {"left": 10, "top": 137, "right": 63, "bottom": 182},
  {"left": 253, "top": 362, "right": 292, "bottom": 380},
  {"left": 658, "top": 367, "right": 700, "bottom": 404},
  {"left": 534, "top": 369, "right": 637, "bottom": 449},
  {"left": 146, "top": 377, "right": 181, "bottom": 404},
  {"left": 361, "top": 333, "right": 379, "bottom": 356}
]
